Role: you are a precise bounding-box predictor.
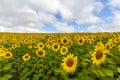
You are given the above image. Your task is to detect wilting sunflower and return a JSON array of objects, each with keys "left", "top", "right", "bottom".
[
  {"left": 52, "top": 43, "right": 60, "bottom": 52},
  {"left": 60, "top": 46, "right": 68, "bottom": 55},
  {"left": 61, "top": 53, "right": 78, "bottom": 73},
  {"left": 4, "top": 52, "right": 13, "bottom": 58},
  {"left": 22, "top": 54, "right": 31, "bottom": 61},
  {"left": 36, "top": 49, "right": 45, "bottom": 57},
  {"left": 92, "top": 47, "right": 106, "bottom": 65}
]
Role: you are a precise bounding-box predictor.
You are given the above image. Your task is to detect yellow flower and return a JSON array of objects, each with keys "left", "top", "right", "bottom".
[
  {"left": 0, "top": 50, "right": 5, "bottom": 57},
  {"left": 22, "top": 54, "right": 31, "bottom": 61},
  {"left": 77, "top": 37, "right": 85, "bottom": 45},
  {"left": 52, "top": 43, "right": 60, "bottom": 52},
  {"left": 36, "top": 49, "right": 45, "bottom": 57},
  {"left": 28, "top": 45, "right": 33, "bottom": 49},
  {"left": 11, "top": 44, "right": 17, "bottom": 49},
  {"left": 60, "top": 46, "right": 68, "bottom": 55},
  {"left": 4, "top": 52, "right": 12, "bottom": 58},
  {"left": 92, "top": 47, "right": 106, "bottom": 66},
  {"left": 61, "top": 53, "right": 78, "bottom": 73},
  {"left": 15, "top": 43, "right": 20, "bottom": 47},
  {"left": 37, "top": 42, "right": 44, "bottom": 49},
  {"left": 61, "top": 37, "right": 68, "bottom": 45},
  {"left": 105, "top": 42, "right": 113, "bottom": 53}
]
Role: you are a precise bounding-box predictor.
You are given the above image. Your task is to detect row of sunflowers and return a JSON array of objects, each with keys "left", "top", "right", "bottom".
[{"left": 0, "top": 32, "right": 120, "bottom": 80}]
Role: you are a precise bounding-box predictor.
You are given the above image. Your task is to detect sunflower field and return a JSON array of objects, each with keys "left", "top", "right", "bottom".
[{"left": 0, "top": 32, "right": 120, "bottom": 80}]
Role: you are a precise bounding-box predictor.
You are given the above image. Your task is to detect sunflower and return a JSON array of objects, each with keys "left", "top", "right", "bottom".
[
  {"left": 77, "top": 37, "right": 85, "bottom": 45},
  {"left": 52, "top": 43, "right": 60, "bottom": 52},
  {"left": 91, "top": 47, "right": 106, "bottom": 65},
  {"left": 105, "top": 42, "right": 113, "bottom": 53},
  {"left": 68, "top": 39, "right": 73, "bottom": 47},
  {"left": 36, "top": 49, "right": 45, "bottom": 57},
  {"left": 22, "top": 54, "right": 31, "bottom": 61},
  {"left": 61, "top": 53, "right": 78, "bottom": 73},
  {"left": 0, "top": 50, "right": 5, "bottom": 57},
  {"left": 75, "top": 35, "right": 80, "bottom": 40},
  {"left": 37, "top": 42, "right": 44, "bottom": 49},
  {"left": 95, "top": 41, "right": 105, "bottom": 50},
  {"left": 15, "top": 43, "right": 20, "bottom": 47},
  {"left": 23, "top": 39, "right": 29, "bottom": 44},
  {"left": 61, "top": 37, "right": 68, "bottom": 45},
  {"left": 11, "top": 44, "right": 17, "bottom": 49},
  {"left": 28, "top": 45, "right": 33, "bottom": 49},
  {"left": 4, "top": 52, "right": 12, "bottom": 58},
  {"left": 60, "top": 46, "right": 68, "bottom": 55}
]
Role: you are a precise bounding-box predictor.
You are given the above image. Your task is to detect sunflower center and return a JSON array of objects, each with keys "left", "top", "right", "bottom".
[
  {"left": 63, "top": 39, "right": 67, "bottom": 43},
  {"left": 38, "top": 51, "right": 43, "bottom": 55},
  {"left": 58, "top": 40, "right": 61, "bottom": 43},
  {"left": 79, "top": 39, "right": 83, "bottom": 43},
  {"left": 66, "top": 58, "right": 74, "bottom": 67},
  {"left": 95, "top": 50, "right": 103, "bottom": 60},
  {"left": 62, "top": 48, "right": 66, "bottom": 52},
  {"left": 6, "top": 53, "right": 10, "bottom": 57},
  {"left": 25, "top": 55, "right": 28, "bottom": 59},
  {"left": 40, "top": 44, "right": 43, "bottom": 47},
  {"left": 54, "top": 45, "right": 58, "bottom": 49},
  {"left": 106, "top": 45, "right": 110, "bottom": 50}
]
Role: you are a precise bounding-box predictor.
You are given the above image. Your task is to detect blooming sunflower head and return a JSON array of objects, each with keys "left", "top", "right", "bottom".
[
  {"left": 37, "top": 42, "right": 44, "bottom": 49},
  {"left": 0, "top": 50, "right": 5, "bottom": 57},
  {"left": 36, "top": 49, "right": 45, "bottom": 57},
  {"left": 52, "top": 43, "right": 60, "bottom": 52},
  {"left": 4, "top": 52, "right": 13, "bottom": 58},
  {"left": 61, "top": 53, "right": 78, "bottom": 73},
  {"left": 61, "top": 38, "right": 68, "bottom": 45},
  {"left": 22, "top": 54, "right": 31, "bottom": 61},
  {"left": 78, "top": 38, "right": 85, "bottom": 45},
  {"left": 60, "top": 46, "right": 68, "bottom": 55},
  {"left": 28, "top": 45, "right": 33, "bottom": 49},
  {"left": 92, "top": 48, "right": 106, "bottom": 66}
]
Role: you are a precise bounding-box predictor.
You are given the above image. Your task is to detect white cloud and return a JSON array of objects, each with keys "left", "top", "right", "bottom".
[
  {"left": 108, "top": 0, "right": 120, "bottom": 8},
  {"left": 0, "top": 0, "right": 104, "bottom": 32},
  {"left": 88, "top": 10, "right": 120, "bottom": 32},
  {"left": 60, "top": 0, "right": 103, "bottom": 24},
  {"left": 54, "top": 22, "right": 75, "bottom": 32}
]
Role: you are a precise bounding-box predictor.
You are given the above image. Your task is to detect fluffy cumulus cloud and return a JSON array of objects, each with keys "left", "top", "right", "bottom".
[
  {"left": 88, "top": 12, "right": 120, "bottom": 32},
  {"left": 0, "top": 0, "right": 120, "bottom": 32},
  {"left": 87, "top": 0, "right": 120, "bottom": 32}
]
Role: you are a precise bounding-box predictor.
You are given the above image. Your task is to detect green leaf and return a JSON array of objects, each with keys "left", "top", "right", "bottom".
[
  {"left": 49, "top": 76, "right": 58, "bottom": 80},
  {"left": 3, "top": 63, "right": 12, "bottom": 70},
  {"left": 97, "top": 70, "right": 105, "bottom": 77},
  {"left": 103, "top": 69, "right": 113, "bottom": 77},
  {"left": 0, "top": 74, "right": 12, "bottom": 80},
  {"left": 54, "top": 68, "right": 63, "bottom": 74},
  {"left": 4, "top": 74, "right": 12, "bottom": 78},
  {"left": 0, "top": 77, "right": 8, "bottom": 80},
  {"left": 32, "top": 74, "right": 39, "bottom": 80},
  {"left": 117, "top": 67, "right": 120, "bottom": 73},
  {"left": 102, "top": 76, "right": 113, "bottom": 80}
]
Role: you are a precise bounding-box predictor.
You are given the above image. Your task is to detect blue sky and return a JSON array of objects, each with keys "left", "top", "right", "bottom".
[{"left": 0, "top": 0, "right": 120, "bottom": 32}]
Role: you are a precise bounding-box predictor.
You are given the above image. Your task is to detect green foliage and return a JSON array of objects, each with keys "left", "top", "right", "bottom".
[{"left": 0, "top": 32, "right": 120, "bottom": 80}]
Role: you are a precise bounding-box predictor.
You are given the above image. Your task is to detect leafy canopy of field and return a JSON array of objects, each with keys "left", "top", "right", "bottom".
[{"left": 0, "top": 32, "right": 120, "bottom": 80}]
